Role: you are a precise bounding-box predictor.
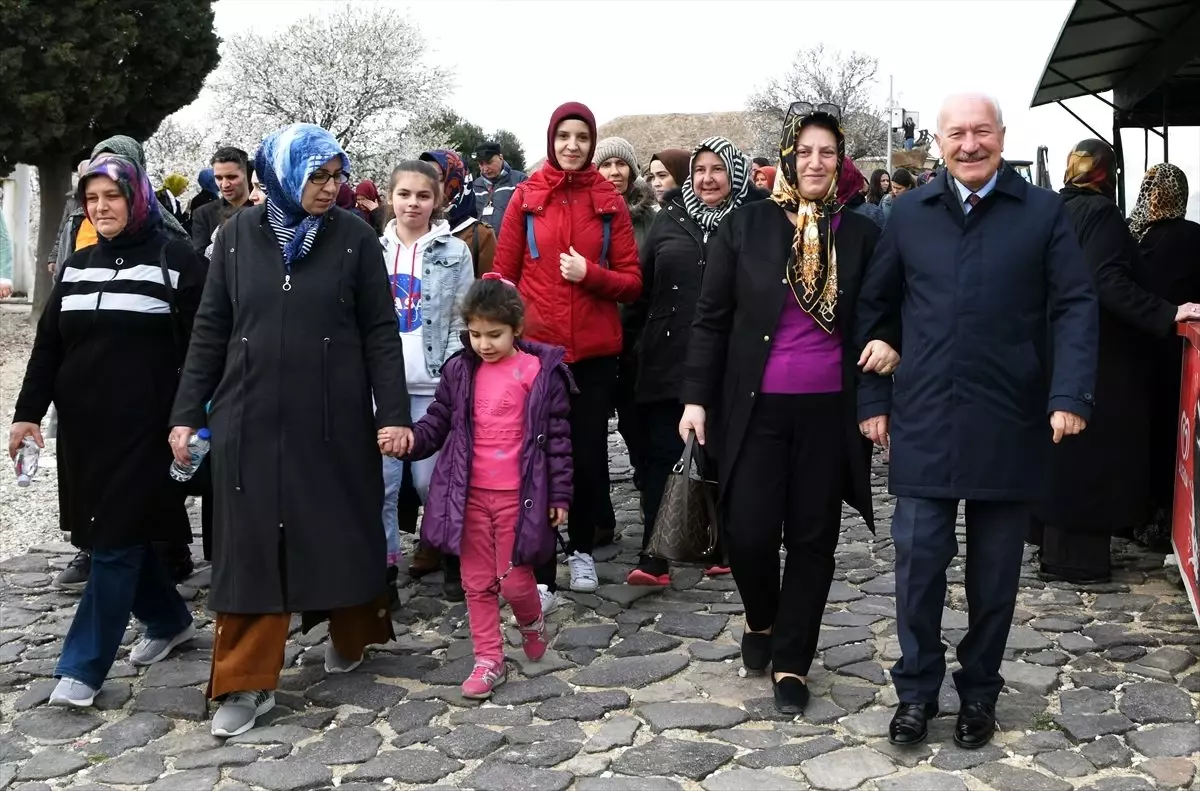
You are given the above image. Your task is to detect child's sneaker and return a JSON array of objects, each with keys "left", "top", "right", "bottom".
[
  {"left": 461, "top": 659, "right": 507, "bottom": 700},
  {"left": 518, "top": 615, "right": 549, "bottom": 661}
]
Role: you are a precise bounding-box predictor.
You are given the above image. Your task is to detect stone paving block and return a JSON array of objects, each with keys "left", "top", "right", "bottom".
[
  {"left": 613, "top": 737, "right": 737, "bottom": 780},
  {"left": 801, "top": 746, "right": 895, "bottom": 790},
  {"left": 610, "top": 631, "right": 683, "bottom": 658},
  {"left": 877, "top": 770, "right": 968, "bottom": 791},
  {"left": 969, "top": 762, "right": 1072, "bottom": 791},
  {"left": 572, "top": 654, "right": 689, "bottom": 689},
  {"left": 1126, "top": 724, "right": 1200, "bottom": 758},
  {"left": 15, "top": 749, "right": 88, "bottom": 781},
  {"left": 1118, "top": 682, "right": 1196, "bottom": 723},
  {"left": 702, "top": 768, "right": 806, "bottom": 790},
  {"left": 638, "top": 702, "right": 749, "bottom": 732},
  {"left": 348, "top": 749, "right": 463, "bottom": 784},
  {"left": 464, "top": 760, "right": 573, "bottom": 791},
  {"left": 229, "top": 757, "right": 333, "bottom": 791},
  {"left": 90, "top": 751, "right": 167, "bottom": 785}
]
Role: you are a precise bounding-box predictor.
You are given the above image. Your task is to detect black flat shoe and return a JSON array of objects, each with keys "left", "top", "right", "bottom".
[
  {"left": 772, "top": 675, "right": 809, "bottom": 715},
  {"left": 741, "top": 631, "right": 771, "bottom": 673},
  {"left": 954, "top": 700, "right": 996, "bottom": 749},
  {"left": 888, "top": 702, "right": 938, "bottom": 746}
]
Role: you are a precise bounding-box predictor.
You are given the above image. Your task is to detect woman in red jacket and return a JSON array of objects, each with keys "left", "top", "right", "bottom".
[{"left": 493, "top": 101, "right": 642, "bottom": 597}]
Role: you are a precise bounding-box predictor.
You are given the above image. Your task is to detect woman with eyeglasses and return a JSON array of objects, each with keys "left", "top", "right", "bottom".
[
  {"left": 170, "top": 123, "right": 411, "bottom": 738},
  {"left": 679, "top": 104, "right": 899, "bottom": 715}
]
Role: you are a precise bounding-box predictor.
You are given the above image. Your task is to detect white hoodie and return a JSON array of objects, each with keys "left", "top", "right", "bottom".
[{"left": 380, "top": 219, "right": 453, "bottom": 395}]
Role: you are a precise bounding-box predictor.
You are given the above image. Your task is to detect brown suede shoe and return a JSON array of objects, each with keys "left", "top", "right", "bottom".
[{"left": 408, "top": 543, "right": 443, "bottom": 578}]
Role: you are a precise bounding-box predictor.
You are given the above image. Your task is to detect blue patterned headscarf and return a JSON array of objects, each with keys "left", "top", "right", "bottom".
[{"left": 255, "top": 124, "right": 350, "bottom": 267}]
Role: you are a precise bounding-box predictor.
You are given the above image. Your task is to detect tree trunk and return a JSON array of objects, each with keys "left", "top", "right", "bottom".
[{"left": 31, "top": 158, "right": 70, "bottom": 324}]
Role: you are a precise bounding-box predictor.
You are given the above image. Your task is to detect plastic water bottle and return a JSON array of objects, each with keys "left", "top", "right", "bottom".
[
  {"left": 169, "top": 429, "right": 211, "bottom": 482},
  {"left": 15, "top": 437, "right": 40, "bottom": 487}
]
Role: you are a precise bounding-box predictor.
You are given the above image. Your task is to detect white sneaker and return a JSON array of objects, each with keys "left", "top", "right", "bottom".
[
  {"left": 212, "top": 690, "right": 275, "bottom": 738},
  {"left": 539, "top": 583, "right": 559, "bottom": 616},
  {"left": 49, "top": 677, "right": 96, "bottom": 708},
  {"left": 324, "top": 641, "right": 362, "bottom": 674},
  {"left": 568, "top": 552, "right": 598, "bottom": 593},
  {"left": 130, "top": 622, "right": 196, "bottom": 666}
]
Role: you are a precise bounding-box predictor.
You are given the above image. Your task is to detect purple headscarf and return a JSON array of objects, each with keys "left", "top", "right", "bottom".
[{"left": 78, "top": 153, "right": 162, "bottom": 240}]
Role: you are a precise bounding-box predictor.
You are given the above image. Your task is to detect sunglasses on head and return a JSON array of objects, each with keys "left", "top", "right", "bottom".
[{"left": 786, "top": 102, "right": 842, "bottom": 122}]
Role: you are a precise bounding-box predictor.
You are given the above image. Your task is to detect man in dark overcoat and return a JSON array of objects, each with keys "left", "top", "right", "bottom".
[{"left": 854, "top": 93, "right": 1099, "bottom": 750}]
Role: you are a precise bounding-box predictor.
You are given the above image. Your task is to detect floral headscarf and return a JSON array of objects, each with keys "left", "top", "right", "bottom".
[
  {"left": 681, "top": 136, "right": 751, "bottom": 232},
  {"left": 91, "top": 134, "right": 187, "bottom": 241},
  {"left": 772, "top": 110, "right": 844, "bottom": 334},
  {"left": 255, "top": 123, "right": 350, "bottom": 267},
  {"left": 1129, "top": 163, "right": 1189, "bottom": 241},
  {"left": 1062, "top": 139, "right": 1117, "bottom": 200},
  {"left": 420, "top": 149, "right": 475, "bottom": 228},
  {"left": 77, "top": 153, "right": 162, "bottom": 241}
]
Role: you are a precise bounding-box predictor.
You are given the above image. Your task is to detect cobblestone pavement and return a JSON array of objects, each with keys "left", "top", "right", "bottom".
[{"left": 2, "top": 439, "right": 1199, "bottom": 791}]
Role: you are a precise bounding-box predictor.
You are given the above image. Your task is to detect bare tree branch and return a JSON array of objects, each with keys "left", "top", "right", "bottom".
[
  {"left": 747, "top": 45, "right": 890, "bottom": 161},
  {"left": 207, "top": 6, "right": 454, "bottom": 181}
]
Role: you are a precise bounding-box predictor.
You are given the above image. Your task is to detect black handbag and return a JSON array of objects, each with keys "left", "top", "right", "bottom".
[{"left": 646, "top": 430, "right": 723, "bottom": 566}]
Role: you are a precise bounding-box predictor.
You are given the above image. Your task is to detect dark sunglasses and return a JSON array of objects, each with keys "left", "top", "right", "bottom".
[{"left": 785, "top": 101, "right": 842, "bottom": 122}]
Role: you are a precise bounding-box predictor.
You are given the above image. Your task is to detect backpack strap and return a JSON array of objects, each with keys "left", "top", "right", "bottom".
[
  {"left": 525, "top": 213, "right": 540, "bottom": 260},
  {"left": 598, "top": 214, "right": 612, "bottom": 269}
]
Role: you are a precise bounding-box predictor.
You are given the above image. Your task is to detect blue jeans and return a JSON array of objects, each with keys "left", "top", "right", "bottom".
[
  {"left": 383, "top": 394, "right": 437, "bottom": 566},
  {"left": 56, "top": 544, "right": 193, "bottom": 690}
]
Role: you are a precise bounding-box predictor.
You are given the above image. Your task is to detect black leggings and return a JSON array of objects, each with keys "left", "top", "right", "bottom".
[
  {"left": 535, "top": 355, "right": 618, "bottom": 590},
  {"left": 723, "top": 392, "right": 846, "bottom": 676}
]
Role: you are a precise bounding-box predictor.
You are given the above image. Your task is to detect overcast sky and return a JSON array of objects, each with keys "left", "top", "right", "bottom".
[{"left": 210, "top": 0, "right": 1200, "bottom": 212}]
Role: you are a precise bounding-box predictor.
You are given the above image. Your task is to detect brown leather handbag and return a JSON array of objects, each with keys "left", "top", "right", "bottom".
[{"left": 647, "top": 430, "right": 723, "bottom": 566}]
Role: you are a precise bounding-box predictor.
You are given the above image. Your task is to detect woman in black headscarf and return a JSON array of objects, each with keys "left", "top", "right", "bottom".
[
  {"left": 1032, "top": 140, "right": 1200, "bottom": 582},
  {"left": 679, "top": 104, "right": 898, "bottom": 714}
]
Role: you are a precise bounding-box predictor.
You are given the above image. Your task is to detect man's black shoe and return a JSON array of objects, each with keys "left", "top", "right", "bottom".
[
  {"left": 954, "top": 701, "right": 996, "bottom": 749},
  {"left": 888, "top": 702, "right": 938, "bottom": 746}
]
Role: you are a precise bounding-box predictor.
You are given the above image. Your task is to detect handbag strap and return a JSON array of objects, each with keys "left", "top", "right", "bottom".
[{"left": 158, "top": 242, "right": 185, "bottom": 371}]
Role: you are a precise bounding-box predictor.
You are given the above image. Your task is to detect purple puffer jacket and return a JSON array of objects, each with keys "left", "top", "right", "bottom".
[{"left": 408, "top": 338, "right": 575, "bottom": 567}]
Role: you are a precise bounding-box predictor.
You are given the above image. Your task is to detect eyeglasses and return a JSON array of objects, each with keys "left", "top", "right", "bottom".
[
  {"left": 785, "top": 102, "right": 842, "bottom": 122},
  {"left": 309, "top": 170, "right": 349, "bottom": 185}
]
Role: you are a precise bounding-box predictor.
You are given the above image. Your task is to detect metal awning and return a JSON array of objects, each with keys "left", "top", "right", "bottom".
[{"left": 1032, "top": 0, "right": 1200, "bottom": 128}]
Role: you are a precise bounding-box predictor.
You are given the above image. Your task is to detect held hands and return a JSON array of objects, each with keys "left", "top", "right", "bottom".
[
  {"left": 859, "top": 416, "right": 890, "bottom": 448},
  {"left": 1050, "top": 411, "right": 1087, "bottom": 444},
  {"left": 549, "top": 507, "right": 567, "bottom": 528},
  {"left": 8, "top": 422, "right": 44, "bottom": 460},
  {"left": 858, "top": 340, "right": 900, "bottom": 375},
  {"left": 679, "top": 405, "right": 707, "bottom": 445},
  {"left": 377, "top": 426, "right": 414, "bottom": 457},
  {"left": 559, "top": 247, "right": 588, "bottom": 283},
  {"left": 168, "top": 427, "right": 194, "bottom": 465},
  {"left": 1176, "top": 303, "right": 1200, "bottom": 322}
]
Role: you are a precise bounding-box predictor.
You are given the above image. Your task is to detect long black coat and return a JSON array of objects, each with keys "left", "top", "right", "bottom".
[
  {"left": 680, "top": 200, "right": 895, "bottom": 530},
  {"left": 15, "top": 230, "right": 203, "bottom": 550},
  {"left": 1135, "top": 218, "right": 1200, "bottom": 517},
  {"left": 170, "top": 206, "right": 410, "bottom": 614},
  {"left": 624, "top": 186, "right": 768, "bottom": 404},
  {"left": 856, "top": 166, "right": 1099, "bottom": 500},
  {"left": 1036, "top": 189, "right": 1176, "bottom": 531}
]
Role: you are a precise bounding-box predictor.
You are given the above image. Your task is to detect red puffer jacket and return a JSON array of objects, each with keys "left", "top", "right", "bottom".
[{"left": 493, "top": 105, "right": 642, "bottom": 363}]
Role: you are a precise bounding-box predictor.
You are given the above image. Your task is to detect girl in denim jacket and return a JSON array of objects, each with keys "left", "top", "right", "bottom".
[{"left": 379, "top": 161, "right": 474, "bottom": 581}]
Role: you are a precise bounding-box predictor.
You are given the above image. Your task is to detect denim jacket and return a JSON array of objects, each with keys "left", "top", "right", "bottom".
[{"left": 380, "top": 220, "right": 475, "bottom": 381}]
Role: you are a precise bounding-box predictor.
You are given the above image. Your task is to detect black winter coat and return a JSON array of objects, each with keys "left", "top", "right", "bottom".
[
  {"left": 856, "top": 166, "right": 1099, "bottom": 500},
  {"left": 1135, "top": 218, "right": 1200, "bottom": 516},
  {"left": 625, "top": 187, "right": 768, "bottom": 404},
  {"left": 679, "top": 199, "right": 894, "bottom": 530},
  {"left": 1036, "top": 189, "right": 1175, "bottom": 530},
  {"left": 15, "top": 229, "right": 204, "bottom": 550},
  {"left": 170, "top": 206, "right": 410, "bottom": 614}
]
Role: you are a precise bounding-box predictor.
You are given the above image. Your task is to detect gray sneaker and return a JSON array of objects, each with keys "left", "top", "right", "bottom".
[
  {"left": 49, "top": 677, "right": 96, "bottom": 708},
  {"left": 324, "top": 641, "right": 362, "bottom": 674},
  {"left": 212, "top": 690, "right": 275, "bottom": 738},
  {"left": 130, "top": 622, "right": 196, "bottom": 666},
  {"left": 54, "top": 550, "right": 90, "bottom": 592}
]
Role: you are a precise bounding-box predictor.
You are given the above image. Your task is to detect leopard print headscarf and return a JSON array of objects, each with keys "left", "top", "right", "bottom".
[{"left": 1129, "top": 163, "right": 1189, "bottom": 241}]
